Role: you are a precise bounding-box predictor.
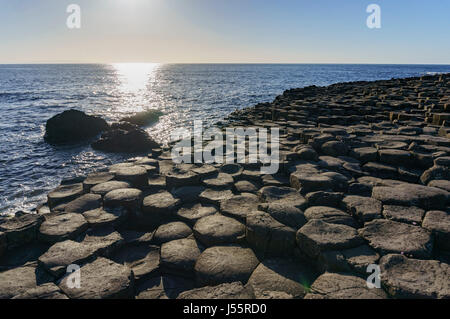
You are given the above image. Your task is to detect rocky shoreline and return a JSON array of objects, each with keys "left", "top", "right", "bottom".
[{"left": 1, "top": 73, "right": 449, "bottom": 299}]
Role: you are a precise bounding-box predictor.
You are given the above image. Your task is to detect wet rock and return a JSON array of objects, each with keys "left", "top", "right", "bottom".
[
  {"left": 194, "top": 214, "right": 245, "bottom": 247},
  {"left": 120, "top": 109, "right": 163, "bottom": 127},
  {"left": 83, "top": 172, "right": 115, "bottom": 192},
  {"left": 92, "top": 122, "right": 159, "bottom": 153},
  {"left": 178, "top": 282, "right": 254, "bottom": 299},
  {"left": 304, "top": 272, "right": 387, "bottom": 299},
  {"left": 342, "top": 195, "right": 382, "bottom": 222},
  {"left": 103, "top": 188, "right": 143, "bottom": 211},
  {"left": 296, "top": 220, "right": 364, "bottom": 259},
  {"left": 246, "top": 258, "right": 316, "bottom": 299},
  {"left": 114, "top": 165, "right": 148, "bottom": 188},
  {"left": 90, "top": 181, "right": 131, "bottom": 196},
  {"left": 64, "top": 194, "right": 102, "bottom": 214},
  {"left": 44, "top": 110, "right": 109, "bottom": 145},
  {"left": 59, "top": 257, "right": 134, "bottom": 299},
  {"left": 380, "top": 254, "right": 450, "bottom": 299},
  {"left": 47, "top": 183, "right": 84, "bottom": 209},
  {"left": 382, "top": 205, "right": 424, "bottom": 225},
  {"left": 176, "top": 203, "right": 217, "bottom": 227},
  {"left": 0, "top": 213, "right": 44, "bottom": 248},
  {"left": 372, "top": 183, "right": 449, "bottom": 210},
  {"left": 153, "top": 222, "right": 193, "bottom": 245},
  {"left": 136, "top": 275, "right": 194, "bottom": 299},
  {"left": 38, "top": 213, "right": 88, "bottom": 244},
  {"left": 195, "top": 246, "right": 259, "bottom": 286},
  {"left": 199, "top": 188, "right": 234, "bottom": 206},
  {"left": 305, "top": 191, "right": 343, "bottom": 208},
  {"left": 304, "top": 206, "right": 358, "bottom": 228},
  {"left": 359, "top": 219, "right": 433, "bottom": 258},
  {"left": 264, "top": 202, "right": 307, "bottom": 229},
  {"left": 220, "top": 193, "right": 260, "bottom": 222},
  {"left": 246, "top": 211, "right": 297, "bottom": 258},
  {"left": 112, "top": 245, "right": 160, "bottom": 283},
  {"left": 160, "top": 238, "right": 201, "bottom": 277},
  {"left": 422, "top": 210, "right": 450, "bottom": 250},
  {"left": 12, "top": 283, "right": 68, "bottom": 299}
]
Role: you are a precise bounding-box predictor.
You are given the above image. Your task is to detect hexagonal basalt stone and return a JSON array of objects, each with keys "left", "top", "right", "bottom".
[
  {"left": 193, "top": 214, "right": 245, "bottom": 247},
  {"left": 380, "top": 254, "right": 450, "bottom": 299},
  {"left": 171, "top": 186, "right": 205, "bottom": 203},
  {"left": 296, "top": 220, "right": 364, "bottom": 259},
  {"left": 90, "top": 181, "right": 131, "bottom": 196},
  {"left": 304, "top": 206, "right": 358, "bottom": 228},
  {"left": 166, "top": 169, "right": 199, "bottom": 190},
  {"left": 428, "top": 180, "right": 450, "bottom": 193},
  {"left": 234, "top": 180, "right": 259, "bottom": 193},
  {"left": 79, "top": 228, "right": 124, "bottom": 258},
  {"left": 246, "top": 211, "right": 297, "bottom": 258},
  {"left": 258, "top": 186, "right": 307, "bottom": 209},
  {"left": 0, "top": 264, "right": 51, "bottom": 299},
  {"left": 382, "top": 205, "right": 425, "bottom": 225},
  {"left": 83, "top": 171, "right": 115, "bottom": 192},
  {"left": 114, "top": 165, "right": 148, "bottom": 188},
  {"left": 103, "top": 188, "right": 143, "bottom": 211},
  {"left": 246, "top": 258, "right": 316, "bottom": 299},
  {"left": 47, "top": 183, "right": 84, "bottom": 209},
  {"left": 112, "top": 245, "right": 160, "bottom": 283},
  {"left": 195, "top": 246, "right": 259, "bottom": 286},
  {"left": 342, "top": 195, "right": 382, "bottom": 222},
  {"left": 160, "top": 238, "right": 201, "bottom": 277},
  {"left": 82, "top": 207, "right": 127, "bottom": 228},
  {"left": 202, "top": 173, "right": 234, "bottom": 189},
  {"left": 38, "top": 213, "right": 88, "bottom": 244},
  {"left": 219, "top": 163, "right": 243, "bottom": 180},
  {"left": 141, "top": 191, "right": 181, "bottom": 227},
  {"left": 220, "top": 193, "right": 260, "bottom": 222},
  {"left": 304, "top": 272, "right": 387, "bottom": 299},
  {"left": 176, "top": 203, "right": 217, "bottom": 226},
  {"left": 290, "top": 171, "right": 348, "bottom": 194},
  {"left": 422, "top": 210, "right": 450, "bottom": 250},
  {"left": 59, "top": 257, "right": 135, "bottom": 299},
  {"left": 378, "top": 149, "right": 412, "bottom": 166},
  {"left": 199, "top": 188, "right": 234, "bottom": 206},
  {"left": 12, "top": 283, "right": 68, "bottom": 299},
  {"left": 191, "top": 164, "right": 218, "bottom": 179},
  {"left": 178, "top": 282, "right": 254, "bottom": 299},
  {"left": 0, "top": 213, "right": 44, "bottom": 248},
  {"left": 264, "top": 202, "right": 307, "bottom": 230},
  {"left": 372, "top": 183, "right": 449, "bottom": 210},
  {"left": 136, "top": 275, "right": 195, "bottom": 299},
  {"left": 38, "top": 240, "right": 96, "bottom": 277},
  {"left": 153, "top": 222, "right": 193, "bottom": 245},
  {"left": 359, "top": 219, "right": 434, "bottom": 258},
  {"left": 349, "top": 147, "right": 378, "bottom": 163},
  {"left": 64, "top": 194, "right": 102, "bottom": 214}
]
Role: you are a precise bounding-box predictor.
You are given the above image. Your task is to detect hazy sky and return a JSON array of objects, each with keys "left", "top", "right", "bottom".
[{"left": 1, "top": 0, "right": 449, "bottom": 64}]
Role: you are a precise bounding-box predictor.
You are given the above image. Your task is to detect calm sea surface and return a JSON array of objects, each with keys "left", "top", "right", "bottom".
[{"left": 1, "top": 63, "right": 450, "bottom": 215}]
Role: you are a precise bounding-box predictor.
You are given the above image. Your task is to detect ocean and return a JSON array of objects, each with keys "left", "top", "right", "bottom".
[{"left": 1, "top": 63, "right": 450, "bottom": 215}]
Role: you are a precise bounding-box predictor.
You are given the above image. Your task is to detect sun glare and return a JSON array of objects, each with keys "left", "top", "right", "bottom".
[{"left": 113, "top": 63, "right": 159, "bottom": 93}]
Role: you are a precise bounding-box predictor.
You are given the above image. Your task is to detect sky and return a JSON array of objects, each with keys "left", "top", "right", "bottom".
[{"left": 0, "top": 0, "right": 449, "bottom": 64}]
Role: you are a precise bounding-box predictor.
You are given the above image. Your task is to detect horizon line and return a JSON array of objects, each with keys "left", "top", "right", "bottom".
[{"left": 1, "top": 62, "right": 450, "bottom": 66}]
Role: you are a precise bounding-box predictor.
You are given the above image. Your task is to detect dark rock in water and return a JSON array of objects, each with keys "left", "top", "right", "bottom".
[
  {"left": 92, "top": 122, "right": 160, "bottom": 153},
  {"left": 120, "top": 110, "right": 163, "bottom": 127},
  {"left": 44, "top": 110, "right": 109, "bottom": 144}
]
